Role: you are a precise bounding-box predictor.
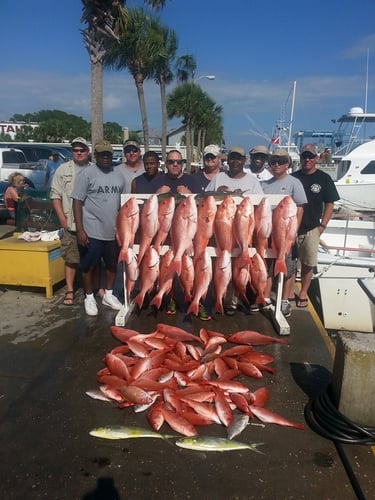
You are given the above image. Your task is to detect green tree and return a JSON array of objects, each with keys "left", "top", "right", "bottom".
[
  {"left": 167, "top": 82, "right": 207, "bottom": 171},
  {"left": 80, "top": 0, "right": 167, "bottom": 148},
  {"left": 80, "top": 0, "right": 128, "bottom": 147},
  {"left": 104, "top": 8, "right": 168, "bottom": 151}
]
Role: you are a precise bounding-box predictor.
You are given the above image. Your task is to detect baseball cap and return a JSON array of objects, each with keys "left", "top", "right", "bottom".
[
  {"left": 300, "top": 144, "right": 318, "bottom": 156},
  {"left": 269, "top": 148, "right": 291, "bottom": 163},
  {"left": 94, "top": 140, "right": 113, "bottom": 153},
  {"left": 228, "top": 146, "right": 245, "bottom": 157},
  {"left": 123, "top": 139, "right": 140, "bottom": 150},
  {"left": 250, "top": 145, "right": 269, "bottom": 155},
  {"left": 203, "top": 144, "right": 221, "bottom": 157},
  {"left": 71, "top": 137, "right": 88, "bottom": 148}
]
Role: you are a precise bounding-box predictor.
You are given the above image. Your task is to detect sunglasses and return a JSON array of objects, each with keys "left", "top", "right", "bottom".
[
  {"left": 204, "top": 154, "right": 217, "bottom": 161},
  {"left": 269, "top": 158, "right": 289, "bottom": 166},
  {"left": 124, "top": 147, "right": 139, "bottom": 154},
  {"left": 301, "top": 153, "right": 316, "bottom": 160},
  {"left": 72, "top": 148, "right": 87, "bottom": 153},
  {"left": 166, "top": 159, "right": 184, "bottom": 165}
]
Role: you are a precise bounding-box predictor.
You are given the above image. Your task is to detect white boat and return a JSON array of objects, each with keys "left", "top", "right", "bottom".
[
  {"left": 333, "top": 139, "right": 375, "bottom": 212},
  {"left": 313, "top": 210, "right": 375, "bottom": 332}
]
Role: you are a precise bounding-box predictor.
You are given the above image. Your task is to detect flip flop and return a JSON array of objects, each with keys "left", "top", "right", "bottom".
[
  {"left": 63, "top": 291, "right": 74, "bottom": 306},
  {"left": 296, "top": 298, "right": 308, "bottom": 308}
]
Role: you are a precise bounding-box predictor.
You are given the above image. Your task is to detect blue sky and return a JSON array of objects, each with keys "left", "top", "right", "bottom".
[{"left": 1, "top": 0, "right": 375, "bottom": 149}]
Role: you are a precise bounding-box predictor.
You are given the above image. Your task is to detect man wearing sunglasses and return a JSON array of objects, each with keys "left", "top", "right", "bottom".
[
  {"left": 259, "top": 148, "right": 307, "bottom": 317},
  {"left": 150, "top": 149, "right": 199, "bottom": 194},
  {"left": 121, "top": 139, "right": 145, "bottom": 192},
  {"left": 291, "top": 144, "right": 340, "bottom": 308},
  {"left": 50, "top": 137, "right": 93, "bottom": 306}
]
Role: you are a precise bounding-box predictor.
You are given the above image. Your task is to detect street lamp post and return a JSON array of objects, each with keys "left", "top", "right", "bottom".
[{"left": 188, "top": 75, "right": 216, "bottom": 170}]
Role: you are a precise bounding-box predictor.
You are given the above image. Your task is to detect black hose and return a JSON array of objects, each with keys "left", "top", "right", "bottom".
[
  {"left": 304, "top": 383, "right": 375, "bottom": 445},
  {"left": 305, "top": 383, "right": 375, "bottom": 500}
]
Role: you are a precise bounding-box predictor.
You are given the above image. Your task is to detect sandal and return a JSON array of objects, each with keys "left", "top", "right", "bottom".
[
  {"left": 63, "top": 290, "right": 74, "bottom": 306},
  {"left": 296, "top": 297, "right": 308, "bottom": 308}
]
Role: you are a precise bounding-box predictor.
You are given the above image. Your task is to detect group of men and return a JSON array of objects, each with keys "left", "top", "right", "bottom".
[{"left": 49, "top": 136, "right": 339, "bottom": 318}]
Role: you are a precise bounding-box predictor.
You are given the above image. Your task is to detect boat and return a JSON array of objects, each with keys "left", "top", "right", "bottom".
[
  {"left": 333, "top": 139, "right": 375, "bottom": 212},
  {"left": 312, "top": 208, "right": 375, "bottom": 332}
]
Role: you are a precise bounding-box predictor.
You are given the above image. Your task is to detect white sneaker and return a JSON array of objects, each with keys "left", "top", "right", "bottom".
[
  {"left": 84, "top": 296, "right": 98, "bottom": 316},
  {"left": 102, "top": 294, "right": 123, "bottom": 310}
]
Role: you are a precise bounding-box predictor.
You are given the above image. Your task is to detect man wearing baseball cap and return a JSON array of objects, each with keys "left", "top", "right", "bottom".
[
  {"left": 50, "top": 137, "right": 92, "bottom": 306},
  {"left": 292, "top": 143, "right": 340, "bottom": 308},
  {"left": 248, "top": 145, "right": 273, "bottom": 181},
  {"left": 121, "top": 139, "right": 145, "bottom": 192},
  {"left": 72, "top": 139, "right": 126, "bottom": 316},
  {"left": 195, "top": 144, "right": 222, "bottom": 191},
  {"left": 205, "top": 146, "right": 263, "bottom": 195}
]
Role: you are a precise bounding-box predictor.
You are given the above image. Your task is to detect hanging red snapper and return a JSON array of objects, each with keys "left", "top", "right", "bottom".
[
  {"left": 254, "top": 196, "right": 272, "bottom": 259},
  {"left": 153, "top": 194, "right": 175, "bottom": 252},
  {"left": 272, "top": 195, "right": 297, "bottom": 276},
  {"left": 193, "top": 194, "right": 217, "bottom": 262},
  {"left": 116, "top": 197, "right": 139, "bottom": 264},
  {"left": 233, "top": 195, "right": 254, "bottom": 261},
  {"left": 133, "top": 246, "right": 159, "bottom": 310},
  {"left": 137, "top": 194, "right": 159, "bottom": 265},
  {"left": 169, "top": 195, "right": 197, "bottom": 276},
  {"left": 214, "top": 195, "right": 237, "bottom": 252}
]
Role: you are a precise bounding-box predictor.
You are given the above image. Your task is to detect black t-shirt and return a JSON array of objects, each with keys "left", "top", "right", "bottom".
[
  {"left": 149, "top": 173, "right": 200, "bottom": 194},
  {"left": 292, "top": 169, "right": 340, "bottom": 234}
]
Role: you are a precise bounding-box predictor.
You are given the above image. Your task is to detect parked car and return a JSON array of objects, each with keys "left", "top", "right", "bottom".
[{"left": 0, "top": 143, "right": 72, "bottom": 163}]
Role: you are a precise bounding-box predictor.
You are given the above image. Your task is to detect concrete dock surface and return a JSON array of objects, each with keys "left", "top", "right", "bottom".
[{"left": 0, "top": 225, "right": 374, "bottom": 499}]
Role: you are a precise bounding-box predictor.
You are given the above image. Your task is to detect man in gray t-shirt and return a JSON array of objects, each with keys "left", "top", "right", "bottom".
[{"left": 72, "top": 140, "right": 126, "bottom": 316}]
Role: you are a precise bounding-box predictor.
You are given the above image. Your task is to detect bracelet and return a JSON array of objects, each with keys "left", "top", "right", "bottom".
[{"left": 319, "top": 223, "right": 326, "bottom": 229}]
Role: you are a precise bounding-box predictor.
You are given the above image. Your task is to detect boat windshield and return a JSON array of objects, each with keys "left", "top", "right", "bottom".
[
  {"left": 335, "top": 160, "right": 351, "bottom": 181},
  {"left": 361, "top": 160, "right": 375, "bottom": 174}
]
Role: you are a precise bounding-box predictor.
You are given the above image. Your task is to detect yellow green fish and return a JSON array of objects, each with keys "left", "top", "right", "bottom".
[
  {"left": 175, "top": 436, "right": 264, "bottom": 453},
  {"left": 89, "top": 425, "right": 173, "bottom": 440}
]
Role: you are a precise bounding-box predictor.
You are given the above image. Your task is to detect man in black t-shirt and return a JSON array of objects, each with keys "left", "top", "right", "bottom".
[{"left": 292, "top": 144, "right": 340, "bottom": 308}]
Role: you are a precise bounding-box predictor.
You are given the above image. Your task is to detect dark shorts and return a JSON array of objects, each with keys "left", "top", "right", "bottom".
[
  {"left": 78, "top": 237, "right": 119, "bottom": 272},
  {"left": 60, "top": 230, "right": 80, "bottom": 265}
]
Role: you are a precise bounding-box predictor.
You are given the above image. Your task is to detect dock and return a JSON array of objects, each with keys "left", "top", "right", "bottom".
[{"left": 0, "top": 232, "right": 373, "bottom": 499}]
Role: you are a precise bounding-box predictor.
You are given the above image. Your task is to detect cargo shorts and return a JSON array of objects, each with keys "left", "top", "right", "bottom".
[
  {"left": 60, "top": 229, "right": 80, "bottom": 265},
  {"left": 297, "top": 227, "right": 320, "bottom": 267}
]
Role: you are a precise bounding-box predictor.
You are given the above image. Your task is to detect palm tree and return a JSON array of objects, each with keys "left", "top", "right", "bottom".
[
  {"left": 80, "top": 0, "right": 127, "bottom": 146},
  {"left": 104, "top": 8, "right": 168, "bottom": 151},
  {"left": 80, "top": 0, "right": 167, "bottom": 147},
  {"left": 152, "top": 25, "right": 177, "bottom": 162},
  {"left": 167, "top": 82, "right": 209, "bottom": 171},
  {"left": 175, "top": 54, "right": 196, "bottom": 83}
]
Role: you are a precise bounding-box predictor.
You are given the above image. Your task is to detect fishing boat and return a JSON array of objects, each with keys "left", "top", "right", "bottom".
[
  {"left": 333, "top": 138, "right": 375, "bottom": 212},
  {"left": 312, "top": 208, "right": 375, "bottom": 332}
]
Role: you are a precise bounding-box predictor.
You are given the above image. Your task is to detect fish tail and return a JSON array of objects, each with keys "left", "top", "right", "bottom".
[
  {"left": 149, "top": 294, "right": 162, "bottom": 310},
  {"left": 186, "top": 300, "right": 199, "bottom": 317},
  {"left": 169, "top": 258, "right": 182, "bottom": 277},
  {"left": 214, "top": 299, "right": 224, "bottom": 315},
  {"left": 274, "top": 259, "right": 287, "bottom": 277},
  {"left": 133, "top": 293, "right": 145, "bottom": 310}
]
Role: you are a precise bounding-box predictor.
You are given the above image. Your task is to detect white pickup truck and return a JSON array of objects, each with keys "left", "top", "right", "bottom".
[{"left": 0, "top": 148, "right": 46, "bottom": 190}]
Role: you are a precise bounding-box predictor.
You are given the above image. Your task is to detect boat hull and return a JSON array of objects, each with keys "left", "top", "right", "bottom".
[{"left": 335, "top": 182, "right": 375, "bottom": 211}]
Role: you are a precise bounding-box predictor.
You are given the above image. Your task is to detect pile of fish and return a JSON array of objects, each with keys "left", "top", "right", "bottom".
[
  {"left": 87, "top": 323, "right": 305, "bottom": 442},
  {"left": 116, "top": 193, "right": 298, "bottom": 313}
]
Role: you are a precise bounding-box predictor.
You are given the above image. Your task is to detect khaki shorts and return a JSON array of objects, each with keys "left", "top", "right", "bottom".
[
  {"left": 297, "top": 227, "right": 320, "bottom": 267},
  {"left": 60, "top": 230, "right": 80, "bottom": 265}
]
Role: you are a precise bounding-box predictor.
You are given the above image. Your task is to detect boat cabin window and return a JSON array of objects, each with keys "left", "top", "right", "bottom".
[
  {"left": 361, "top": 161, "right": 375, "bottom": 175},
  {"left": 336, "top": 160, "right": 351, "bottom": 180}
]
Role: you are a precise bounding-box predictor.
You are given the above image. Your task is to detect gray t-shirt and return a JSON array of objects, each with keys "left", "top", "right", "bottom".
[
  {"left": 261, "top": 174, "right": 307, "bottom": 205},
  {"left": 205, "top": 172, "right": 263, "bottom": 194},
  {"left": 120, "top": 163, "right": 145, "bottom": 193},
  {"left": 71, "top": 164, "right": 126, "bottom": 240}
]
